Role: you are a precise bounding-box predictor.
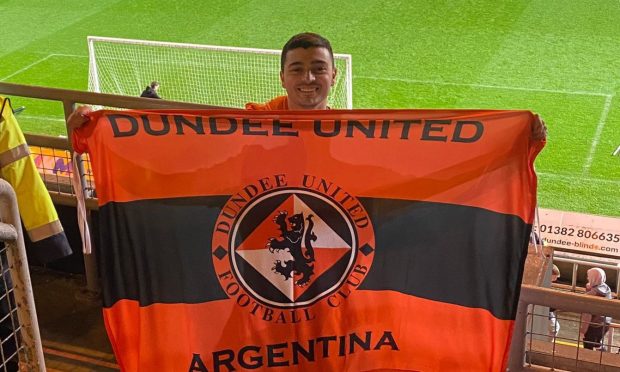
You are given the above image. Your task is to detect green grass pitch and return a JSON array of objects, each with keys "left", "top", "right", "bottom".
[{"left": 0, "top": 0, "right": 618, "bottom": 217}]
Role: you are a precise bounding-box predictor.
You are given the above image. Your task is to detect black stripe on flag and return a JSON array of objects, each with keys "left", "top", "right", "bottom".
[
  {"left": 358, "top": 198, "right": 530, "bottom": 320},
  {"left": 97, "top": 196, "right": 529, "bottom": 320},
  {"left": 96, "top": 197, "right": 230, "bottom": 308}
]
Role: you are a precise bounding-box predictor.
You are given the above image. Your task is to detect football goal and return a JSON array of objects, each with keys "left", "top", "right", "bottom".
[{"left": 87, "top": 36, "right": 353, "bottom": 109}]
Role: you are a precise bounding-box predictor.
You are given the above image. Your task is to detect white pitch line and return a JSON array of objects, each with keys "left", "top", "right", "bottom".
[
  {"left": 49, "top": 53, "right": 88, "bottom": 58},
  {"left": 582, "top": 94, "right": 614, "bottom": 175},
  {"left": 19, "top": 114, "right": 65, "bottom": 122},
  {"left": 354, "top": 75, "right": 609, "bottom": 97},
  {"left": 0, "top": 53, "right": 87, "bottom": 82},
  {"left": 0, "top": 54, "right": 54, "bottom": 81},
  {"left": 538, "top": 172, "right": 620, "bottom": 185}
]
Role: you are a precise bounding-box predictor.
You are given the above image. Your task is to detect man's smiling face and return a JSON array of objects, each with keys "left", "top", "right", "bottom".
[{"left": 280, "top": 47, "right": 337, "bottom": 110}]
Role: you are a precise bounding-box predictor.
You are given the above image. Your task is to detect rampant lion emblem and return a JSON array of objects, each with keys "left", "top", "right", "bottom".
[{"left": 267, "top": 211, "right": 317, "bottom": 286}]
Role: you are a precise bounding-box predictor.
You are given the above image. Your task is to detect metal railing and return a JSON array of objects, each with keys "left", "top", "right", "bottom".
[
  {"left": 553, "top": 254, "right": 620, "bottom": 298},
  {"left": 0, "top": 179, "right": 45, "bottom": 371},
  {"left": 510, "top": 284, "right": 620, "bottom": 371},
  {"left": 25, "top": 133, "right": 97, "bottom": 210}
]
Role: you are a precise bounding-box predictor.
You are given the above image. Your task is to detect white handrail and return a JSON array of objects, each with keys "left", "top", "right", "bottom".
[{"left": 0, "top": 179, "right": 45, "bottom": 371}]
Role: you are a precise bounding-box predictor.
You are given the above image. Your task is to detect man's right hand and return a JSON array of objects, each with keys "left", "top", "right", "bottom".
[{"left": 67, "top": 105, "right": 93, "bottom": 131}]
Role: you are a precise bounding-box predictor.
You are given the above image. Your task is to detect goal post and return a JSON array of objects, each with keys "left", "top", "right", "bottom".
[{"left": 87, "top": 36, "right": 353, "bottom": 109}]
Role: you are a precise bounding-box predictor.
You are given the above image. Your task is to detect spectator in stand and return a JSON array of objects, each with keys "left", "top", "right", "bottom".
[
  {"left": 548, "top": 264, "right": 561, "bottom": 337},
  {"left": 140, "top": 81, "right": 161, "bottom": 99},
  {"left": 580, "top": 267, "right": 612, "bottom": 350}
]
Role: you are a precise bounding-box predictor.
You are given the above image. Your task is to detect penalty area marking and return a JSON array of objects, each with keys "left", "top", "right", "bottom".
[
  {"left": 0, "top": 53, "right": 87, "bottom": 81},
  {"left": 354, "top": 76, "right": 610, "bottom": 97},
  {"left": 355, "top": 76, "right": 614, "bottom": 177}
]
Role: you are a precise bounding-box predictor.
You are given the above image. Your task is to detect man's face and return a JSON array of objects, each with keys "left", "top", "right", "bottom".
[{"left": 280, "top": 47, "right": 337, "bottom": 110}]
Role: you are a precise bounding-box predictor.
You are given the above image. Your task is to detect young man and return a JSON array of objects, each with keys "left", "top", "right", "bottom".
[
  {"left": 140, "top": 81, "right": 161, "bottom": 99},
  {"left": 246, "top": 32, "right": 337, "bottom": 110},
  {"left": 67, "top": 33, "right": 337, "bottom": 129}
]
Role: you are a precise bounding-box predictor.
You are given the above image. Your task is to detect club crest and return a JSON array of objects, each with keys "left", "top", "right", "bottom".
[{"left": 212, "top": 174, "right": 375, "bottom": 321}]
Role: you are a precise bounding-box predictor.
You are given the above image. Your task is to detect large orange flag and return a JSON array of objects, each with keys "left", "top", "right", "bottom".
[{"left": 73, "top": 108, "right": 544, "bottom": 372}]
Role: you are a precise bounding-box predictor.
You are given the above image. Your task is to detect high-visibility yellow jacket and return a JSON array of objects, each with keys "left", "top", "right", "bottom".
[{"left": 0, "top": 97, "right": 71, "bottom": 263}]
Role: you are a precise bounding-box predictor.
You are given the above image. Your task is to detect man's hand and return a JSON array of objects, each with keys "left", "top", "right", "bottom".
[
  {"left": 67, "top": 105, "right": 93, "bottom": 131},
  {"left": 532, "top": 114, "right": 547, "bottom": 140}
]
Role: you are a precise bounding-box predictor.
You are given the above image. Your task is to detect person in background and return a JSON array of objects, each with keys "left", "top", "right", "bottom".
[
  {"left": 140, "top": 81, "right": 161, "bottom": 99},
  {"left": 548, "top": 264, "right": 561, "bottom": 337},
  {"left": 580, "top": 267, "right": 612, "bottom": 350}
]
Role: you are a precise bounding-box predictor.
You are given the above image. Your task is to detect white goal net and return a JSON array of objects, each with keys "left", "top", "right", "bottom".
[{"left": 87, "top": 36, "right": 353, "bottom": 109}]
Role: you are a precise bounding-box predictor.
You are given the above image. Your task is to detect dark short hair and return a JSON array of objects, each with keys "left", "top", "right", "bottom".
[
  {"left": 150, "top": 81, "right": 160, "bottom": 89},
  {"left": 280, "top": 32, "right": 334, "bottom": 71}
]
